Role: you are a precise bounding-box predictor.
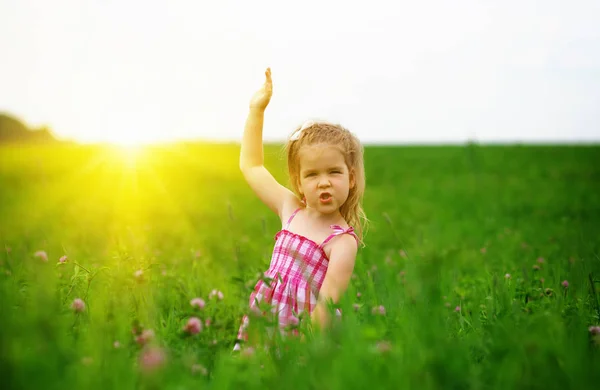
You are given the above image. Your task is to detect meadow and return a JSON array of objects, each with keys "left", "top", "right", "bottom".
[{"left": 0, "top": 142, "right": 599, "bottom": 390}]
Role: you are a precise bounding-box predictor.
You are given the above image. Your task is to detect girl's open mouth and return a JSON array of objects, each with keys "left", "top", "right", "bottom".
[{"left": 319, "top": 193, "right": 332, "bottom": 204}]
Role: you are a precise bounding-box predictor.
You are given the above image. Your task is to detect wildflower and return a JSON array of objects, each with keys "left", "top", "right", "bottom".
[
  {"left": 135, "top": 329, "right": 155, "bottom": 346},
  {"left": 372, "top": 305, "right": 386, "bottom": 315},
  {"left": 134, "top": 269, "right": 144, "bottom": 281},
  {"left": 445, "top": 302, "right": 451, "bottom": 308},
  {"left": 58, "top": 255, "right": 68, "bottom": 264},
  {"left": 480, "top": 247, "right": 487, "bottom": 254},
  {"left": 113, "top": 341, "right": 121, "bottom": 349},
  {"left": 356, "top": 292, "right": 361, "bottom": 298},
  {"left": 455, "top": 306, "right": 461, "bottom": 312},
  {"left": 191, "top": 363, "right": 208, "bottom": 376},
  {"left": 532, "top": 265, "right": 540, "bottom": 271},
  {"left": 589, "top": 326, "right": 600, "bottom": 336},
  {"left": 139, "top": 347, "right": 166, "bottom": 372},
  {"left": 34, "top": 250, "right": 48, "bottom": 262},
  {"left": 399, "top": 271, "right": 406, "bottom": 277},
  {"left": 241, "top": 347, "right": 255, "bottom": 357},
  {"left": 183, "top": 317, "right": 202, "bottom": 335},
  {"left": 562, "top": 280, "right": 569, "bottom": 288},
  {"left": 376, "top": 340, "right": 392, "bottom": 354},
  {"left": 537, "top": 257, "right": 545, "bottom": 264},
  {"left": 209, "top": 289, "right": 224, "bottom": 300},
  {"left": 81, "top": 357, "right": 93, "bottom": 366},
  {"left": 194, "top": 250, "right": 202, "bottom": 259},
  {"left": 71, "top": 298, "right": 85, "bottom": 313},
  {"left": 505, "top": 273, "right": 511, "bottom": 279},
  {"left": 399, "top": 249, "right": 407, "bottom": 258},
  {"left": 190, "top": 298, "right": 205, "bottom": 310},
  {"left": 353, "top": 303, "right": 360, "bottom": 311},
  {"left": 288, "top": 316, "right": 299, "bottom": 326},
  {"left": 205, "top": 318, "right": 212, "bottom": 327}
]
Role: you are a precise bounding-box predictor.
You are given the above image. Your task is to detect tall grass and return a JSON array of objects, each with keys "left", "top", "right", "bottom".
[{"left": 0, "top": 143, "right": 599, "bottom": 389}]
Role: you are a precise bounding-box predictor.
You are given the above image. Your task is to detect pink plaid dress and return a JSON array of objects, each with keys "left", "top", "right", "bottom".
[{"left": 233, "top": 207, "right": 358, "bottom": 351}]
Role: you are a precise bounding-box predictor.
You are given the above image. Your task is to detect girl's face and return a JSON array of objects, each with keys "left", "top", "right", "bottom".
[{"left": 297, "top": 144, "right": 355, "bottom": 215}]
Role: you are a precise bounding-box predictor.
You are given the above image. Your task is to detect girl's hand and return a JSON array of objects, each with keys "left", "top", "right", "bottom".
[{"left": 249, "top": 68, "right": 273, "bottom": 111}]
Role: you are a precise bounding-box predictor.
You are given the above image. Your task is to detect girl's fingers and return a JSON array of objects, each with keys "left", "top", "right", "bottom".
[{"left": 264, "top": 68, "right": 272, "bottom": 93}]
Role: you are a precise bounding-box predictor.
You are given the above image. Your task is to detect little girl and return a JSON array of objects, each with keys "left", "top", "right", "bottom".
[{"left": 234, "top": 68, "right": 367, "bottom": 351}]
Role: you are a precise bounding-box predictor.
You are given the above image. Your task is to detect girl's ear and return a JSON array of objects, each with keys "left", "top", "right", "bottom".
[{"left": 349, "top": 168, "right": 356, "bottom": 189}]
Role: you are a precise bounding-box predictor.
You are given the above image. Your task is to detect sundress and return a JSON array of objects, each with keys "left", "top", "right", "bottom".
[{"left": 233, "top": 207, "right": 358, "bottom": 351}]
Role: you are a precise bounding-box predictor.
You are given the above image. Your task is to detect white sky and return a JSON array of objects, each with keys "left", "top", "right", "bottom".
[{"left": 1, "top": 0, "right": 599, "bottom": 144}]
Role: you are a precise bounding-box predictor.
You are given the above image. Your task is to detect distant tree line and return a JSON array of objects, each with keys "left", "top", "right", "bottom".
[{"left": 0, "top": 113, "right": 65, "bottom": 144}]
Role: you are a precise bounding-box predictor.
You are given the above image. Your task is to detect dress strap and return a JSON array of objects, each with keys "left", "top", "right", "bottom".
[
  {"left": 319, "top": 225, "right": 358, "bottom": 249},
  {"left": 284, "top": 208, "right": 302, "bottom": 229}
]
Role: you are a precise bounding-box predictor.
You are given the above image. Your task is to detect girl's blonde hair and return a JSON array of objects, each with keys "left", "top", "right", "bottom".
[{"left": 284, "top": 121, "right": 368, "bottom": 246}]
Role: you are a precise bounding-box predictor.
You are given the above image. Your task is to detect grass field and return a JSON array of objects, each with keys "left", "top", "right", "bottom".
[{"left": 1, "top": 143, "right": 599, "bottom": 389}]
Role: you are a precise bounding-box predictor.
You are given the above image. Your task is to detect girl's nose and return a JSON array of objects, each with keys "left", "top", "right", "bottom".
[{"left": 318, "top": 177, "right": 331, "bottom": 188}]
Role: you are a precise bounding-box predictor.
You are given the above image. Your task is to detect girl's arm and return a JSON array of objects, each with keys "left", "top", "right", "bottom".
[
  {"left": 311, "top": 234, "right": 358, "bottom": 329},
  {"left": 240, "top": 68, "right": 298, "bottom": 218}
]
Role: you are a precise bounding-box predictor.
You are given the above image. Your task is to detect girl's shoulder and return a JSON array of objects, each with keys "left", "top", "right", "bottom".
[{"left": 279, "top": 195, "right": 304, "bottom": 227}]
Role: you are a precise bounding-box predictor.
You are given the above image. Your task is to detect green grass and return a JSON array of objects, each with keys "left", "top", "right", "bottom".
[{"left": 1, "top": 143, "right": 599, "bottom": 389}]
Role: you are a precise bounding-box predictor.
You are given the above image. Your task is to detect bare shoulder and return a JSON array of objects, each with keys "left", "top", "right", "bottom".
[
  {"left": 278, "top": 191, "right": 303, "bottom": 227},
  {"left": 328, "top": 233, "right": 359, "bottom": 261}
]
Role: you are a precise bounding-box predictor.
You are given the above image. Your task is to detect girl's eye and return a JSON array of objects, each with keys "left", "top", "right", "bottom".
[{"left": 331, "top": 171, "right": 341, "bottom": 174}]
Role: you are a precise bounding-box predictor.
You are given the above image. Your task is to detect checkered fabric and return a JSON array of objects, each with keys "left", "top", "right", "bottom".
[{"left": 233, "top": 207, "right": 358, "bottom": 351}]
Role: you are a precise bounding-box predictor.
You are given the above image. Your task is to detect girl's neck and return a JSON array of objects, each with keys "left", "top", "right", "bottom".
[{"left": 303, "top": 206, "right": 343, "bottom": 225}]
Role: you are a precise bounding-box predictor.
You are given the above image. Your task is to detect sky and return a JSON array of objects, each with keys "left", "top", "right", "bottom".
[{"left": 1, "top": 0, "right": 599, "bottom": 145}]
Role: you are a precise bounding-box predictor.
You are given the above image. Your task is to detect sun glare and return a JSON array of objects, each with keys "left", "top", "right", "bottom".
[
  {"left": 94, "top": 128, "right": 172, "bottom": 171},
  {"left": 111, "top": 144, "right": 146, "bottom": 167},
  {"left": 75, "top": 124, "right": 175, "bottom": 147},
  {"left": 104, "top": 132, "right": 162, "bottom": 147}
]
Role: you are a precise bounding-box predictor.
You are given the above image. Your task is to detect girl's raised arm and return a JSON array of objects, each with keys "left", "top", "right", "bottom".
[{"left": 239, "top": 68, "right": 298, "bottom": 218}]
